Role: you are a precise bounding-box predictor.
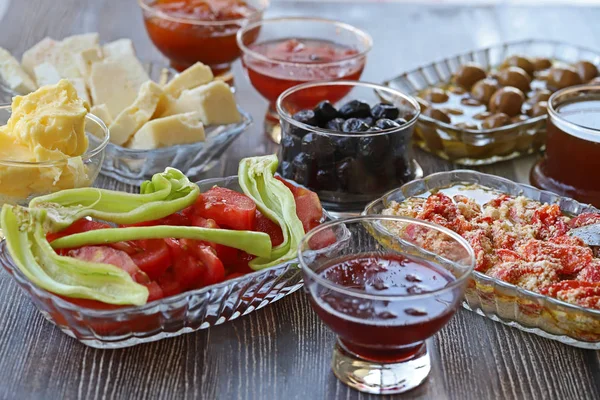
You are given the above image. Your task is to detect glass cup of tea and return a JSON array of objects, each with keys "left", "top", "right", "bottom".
[
  {"left": 530, "top": 84, "right": 600, "bottom": 207},
  {"left": 298, "top": 215, "right": 475, "bottom": 395},
  {"left": 138, "top": 0, "right": 270, "bottom": 82},
  {"left": 236, "top": 17, "right": 372, "bottom": 143}
]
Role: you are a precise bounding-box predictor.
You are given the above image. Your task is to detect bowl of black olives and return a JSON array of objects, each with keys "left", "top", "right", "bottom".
[{"left": 276, "top": 80, "right": 422, "bottom": 215}]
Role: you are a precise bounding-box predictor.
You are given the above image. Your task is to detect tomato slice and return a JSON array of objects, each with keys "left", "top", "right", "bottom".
[
  {"left": 255, "top": 210, "right": 284, "bottom": 246},
  {"left": 157, "top": 267, "right": 182, "bottom": 298},
  {"left": 180, "top": 239, "right": 226, "bottom": 286},
  {"left": 68, "top": 246, "right": 151, "bottom": 285},
  {"left": 47, "top": 218, "right": 112, "bottom": 243},
  {"left": 129, "top": 239, "right": 171, "bottom": 281},
  {"left": 192, "top": 187, "right": 256, "bottom": 230},
  {"left": 274, "top": 176, "right": 323, "bottom": 233}
]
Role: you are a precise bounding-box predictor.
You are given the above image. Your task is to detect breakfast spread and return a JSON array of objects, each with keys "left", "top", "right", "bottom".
[{"left": 0, "top": 33, "right": 241, "bottom": 150}]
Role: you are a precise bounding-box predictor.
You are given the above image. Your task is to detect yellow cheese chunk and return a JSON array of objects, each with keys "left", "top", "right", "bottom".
[
  {"left": 103, "top": 38, "right": 136, "bottom": 59},
  {"left": 161, "top": 81, "right": 241, "bottom": 125},
  {"left": 109, "top": 81, "right": 163, "bottom": 146},
  {"left": 61, "top": 33, "right": 99, "bottom": 54},
  {"left": 90, "top": 104, "right": 113, "bottom": 126},
  {"left": 0, "top": 47, "right": 36, "bottom": 94},
  {"left": 89, "top": 54, "right": 151, "bottom": 119},
  {"left": 163, "top": 62, "right": 213, "bottom": 98},
  {"left": 127, "top": 112, "right": 205, "bottom": 149}
]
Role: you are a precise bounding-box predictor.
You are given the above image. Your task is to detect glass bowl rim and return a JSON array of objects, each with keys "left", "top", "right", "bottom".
[
  {"left": 298, "top": 215, "right": 476, "bottom": 301},
  {"left": 548, "top": 83, "right": 600, "bottom": 143},
  {"left": 0, "top": 105, "right": 109, "bottom": 167},
  {"left": 236, "top": 16, "right": 373, "bottom": 69},
  {"left": 137, "top": 0, "right": 271, "bottom": 27},
  {"left": 276, "top": 80, "right": 421, "bottom": 137}
]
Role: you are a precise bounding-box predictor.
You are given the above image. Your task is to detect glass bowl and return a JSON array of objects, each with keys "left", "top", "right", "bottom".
[
  {"left": 237, "top": 17, "right": 372, "bottom": 143},
  {"left": 299, "top": 215, "right": 475, "bottom": 394},
  {"left": 0, "top": 106, "right": 108, "bottom": 207},
  {"left": 0, "top": 175, "right": 328, "bottom": 349},
  {"left": 364, "top": 169, "right": 600, "bottom": 349},
  {"left": 382, "top": 39, "right": 600, "bottom": 165},
  {"left": 138, "top": 0, "right": 270, "bottom": 79},
  {"left": 276, "top": 80, "right": 422, "bottom": 216},
  {"left": 99, "top": 62, "right": 252, "bottom": 185}
]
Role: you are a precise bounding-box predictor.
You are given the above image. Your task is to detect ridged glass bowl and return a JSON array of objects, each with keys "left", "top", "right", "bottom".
[
  {"left": 364, "top": 170, "right": 600, "bottom": 349},
  {"left": 0, "top": 175, "right": 323, "bottom": 349},
  {"left": 382, "top": 40, "right": 600, "bottom": 165}
]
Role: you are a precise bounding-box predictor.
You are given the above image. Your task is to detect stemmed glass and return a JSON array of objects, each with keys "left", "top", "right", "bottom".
[{"left": 298, "top": 216, "right": 475, "bottom": 394}]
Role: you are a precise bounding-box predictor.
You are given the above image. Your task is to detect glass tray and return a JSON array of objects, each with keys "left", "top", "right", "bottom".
[
  {"left": 382, "top": 39, "right": 600, "bottom": 165},
  {"left": 364, "top": 170, "right": 600, "bottom": 349},
  {"left": 0, "top": 175, "right": 323, "bottom": 349}
]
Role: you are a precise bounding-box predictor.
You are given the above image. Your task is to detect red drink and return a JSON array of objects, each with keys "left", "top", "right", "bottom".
[
  {"left": 310, "top": 253, "right": 458, "bottom": 363},
  {"left": 243, "top": 38, "right": 365, "bottom": 107}
]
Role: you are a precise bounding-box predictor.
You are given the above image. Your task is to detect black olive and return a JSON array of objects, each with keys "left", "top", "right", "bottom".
[
  {"left": 339, "top": 100, "right": 371, "bottom": 119},
  {"left": 342, "top": 118, "right": 370, "bottom": 133},
  {"left": 288, "top": 125, "right": 310, "bottom": 138},
  {"left": 291, "top": 152, "right": 317, "bottom": 187},
  {"left": 301, "top": 133, "right": 336, "bottom": 163},
  {"left": 316, "top": 168, "right": 338, "bottom": 190},
  {"left": 325, "top": 117, "right": 345, "bottom": 131},
  {"left": 371, "top": 103, "right": 400, "bottom": 120},
  {"left": 313, "top": 101, "right": 339, "bottom": 123},
  {"left": 395, "top": 117, "right": 408, "bottom": 125},
  {"left": 375, "top": 118, "right": 401, "bottom": 130},
  {"left": 292, "top": 109, "right": 318, "bottom": 127},
  {"left": 358, "top": 136, "right": 390, "bottom": 165},
  {"left": 278, "top": 161, "right": 293, "bottom": 178},
  {"left": 332, "top": 136, "right": 357, "bottom": 158},
  {"left": 367, "top": 127, "right": 382, "bottom": 132},
  {"left": 336, "top": 158, "right": 355, "bottom": 191},
  {"left": 280, "top": 134, "right": 301, "bottom": 162},
  {"left": 359, "top": 117, "right": 374, "bottom": 127}
]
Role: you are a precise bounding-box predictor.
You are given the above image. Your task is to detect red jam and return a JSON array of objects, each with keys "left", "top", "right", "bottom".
[
  {"left": 243, "top": 38, "right": 365, "bottom": 107},
  {"left": 143, "top": 0, "right": 260, "bottom": 73},
  {"left": 310, "top": 253, "right": 457, "bottom": 363}
]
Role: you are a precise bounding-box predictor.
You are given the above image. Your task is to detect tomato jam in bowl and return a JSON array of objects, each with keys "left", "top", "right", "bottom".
[
  {"left": 277, "top": 80, "right": 422, "bottom": 216},
  {"left": 298, "top": 215, "right": 475, "bottom": 394},
  {"left": 531, "top": 84, "right": 600, "bottom": 207},
  {"left": 138, "top": 0, "right": 269, "bottom": 79},
  {"left": 0, "top": 175, "right": 328, "bottom": 349}
]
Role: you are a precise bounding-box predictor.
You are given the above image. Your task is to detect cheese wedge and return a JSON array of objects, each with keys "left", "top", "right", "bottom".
[
  {"left": 75, "top": 46, "right": 103, "bottom": 84},
  {"left": 0, "top": 47, "right": 37, "bottom": 94},
  {"left": 90, "top": 104, "right": 113, "bottom": 126},
  {"left": 21, "top": 37, "right": 59, "bottom": 77},
  {"left": 161, "top": 81, "right": 241, "bottom": 125},
  {"left": 103, "top": 38, "right": 136, "bottom": 59},
  {"left": 163, "top": 62, "right": 213, "bottom": 98},
  {"left": 89, "top": 54, "right": 151, "bottom": 118},
  {"left": 33, "top": 63, "right": 90, "bottom": 104},
  {"left": 127, "top": 112, "right": 205, "bottom": 149},
  {"left": 109, "top": 81, "right": 163, "bottom": 145},
  {"left": 61, "top": 33, "right": 99, "bottom": 54}
]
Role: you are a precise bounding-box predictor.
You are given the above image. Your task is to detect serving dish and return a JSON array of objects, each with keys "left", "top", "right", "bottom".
[
  {"left": 364, "top": 170, "right": 600, "bottom": 349},
  {"left": 0, "top": 175, "right": 324, "bottom": 349},
  {"left": 382, "top": 39, "right": 600, "bottom": 165}
]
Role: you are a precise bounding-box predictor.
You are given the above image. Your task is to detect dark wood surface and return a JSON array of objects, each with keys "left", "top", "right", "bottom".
[{"left": 1, "top": 0, "right": 600, "bottom": 399}]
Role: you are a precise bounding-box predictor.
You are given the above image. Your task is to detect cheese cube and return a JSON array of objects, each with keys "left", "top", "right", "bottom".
[
  {"left": 89, "top": 54, "right": 151, "bottom": 118},
  {"left": 127, "top": 112, "right": 205, "bottom": 149},
  {"left": 163, "top": 62, "right": 213, "bottom": 98},
  {"left": 21, "top": 37, "right": 58, "bottom": 77},
  {"left": 90, "top": 104, "right": 113, "bottom": 126},
  {"left": 152, "top": 92, "right": 176, "bottom": 119},
  {"left": 109, "top": 81, "right": 163, "bottom": 146},
  {"left": 161, "top": 81, "right": 241, "bottom": 125},
  {"left": 61, "top": 33, "right": 99, "bottom": 54},
  {"left": 0, "top": 47, "right": 36, "bottom": 94},
  {"left": 103, "top": 39, "right": 136, "bottom": 59},
  {"left": 33, "top": 62, "right": 61, "bottom": 86},
  {"left": 75, "top": 46, "right": 103, "bottom": 84}
]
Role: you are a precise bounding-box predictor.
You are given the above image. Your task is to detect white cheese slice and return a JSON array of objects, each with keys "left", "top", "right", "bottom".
[
  {"left": 75, "top": 46, "right": 103, "bottom": 84},
  {"left": 127, "top": 112, "right": 205, "bottom": 149},
  {"left": 109, "top": 81, "right": 163, "bottom": 146},
  {"left": 103, "top": 38, "right": 136, "bottom": 59},
  {"left": 163, "top": 62, "right": 213, "bottom": 98},
  {"left": 33, "top": 62, "right": 61, "bottom": 87},
  {"left": 69, "top": 77, "right": 91, "bottom": 105},
  {"left": 21, "top": 37, "right": 59, "bottom": 77},
  {"left": 161, "top": 80, "right": 241, "bottom": 125},
  {"left": 61, "top": 33, "right": 99, "bottom": 54},
  {"left": 88, "top": 104, "right": 112, "bottom": 138},
  {"left": 21, "top": 36, "right": 84, "bottom": 79},
  {"left": 89, "top": 54, "right": 151, "bottom": 119},
  {"left": 0, "top": 47, "right": 37, "bottom": 94}
]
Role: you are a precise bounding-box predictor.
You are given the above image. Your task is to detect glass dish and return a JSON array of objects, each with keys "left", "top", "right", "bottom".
[
  {"left": 382, "top": 39, "right": 600, "bottom": 165},
  {"left": 364, "top": 170, "right": 600, "bottom": 349},
  {"left": 0, "top": 175, "right": 327, "bottom": 349},
  {"left": 277, "top": 80, "right": 422, "bottom": 217},
  {"left": 0, "top": 106, "right": 108, "bottom": 208}
]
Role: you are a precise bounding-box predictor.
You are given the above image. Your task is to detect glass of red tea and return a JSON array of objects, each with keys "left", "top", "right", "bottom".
[
  {"left": 298, "top": 215, "right": 475, "bottom": 395},
  {"left": 138, "top": 0, "right": 269, "bottom": 81},
  {"left": 530, "top": 84, "right": 600, "bottom": 207},
  {"left": 236, "top": 17, "right": 372, "bottom": 143}
]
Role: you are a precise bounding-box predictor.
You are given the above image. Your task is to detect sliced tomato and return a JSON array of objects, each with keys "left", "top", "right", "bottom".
[
  {"left": 255, "top": 210, "right": 284, "bottom": 246},
  {"left": 47, "top": 218, "right": 112, "bottom": 243},
  {"left": 129, "top": 239, "right": 171, "bottom": 281},
  {"left": 145, "top": 282, "right": 164, "bottom": 302},
  {"left": 215, "top": 245, "right": 254, "bottom": 274},
  {"left": 180, "top": 239, "right": 226, "bottom": 286},
  {"left": 275, "top": 176, "right": 323, "bottom": 233},
  {"left": 192, "top": 187, "right": 256, "bottom": 230},
  {"left": 225, "top": 272, "right": 247, "bottom": 280},
  {"left": 157, "top": 267, "right": 182, "bottom": 298},
  {"left": 68, "top": 246, "right": 151, "bottom": 284},
  {"left": 172, "top": 251, "right": 205, "bottom": 290}
]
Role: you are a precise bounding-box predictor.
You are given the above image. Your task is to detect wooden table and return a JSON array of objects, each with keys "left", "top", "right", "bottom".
[{"left": 1, "top": 1, "right": 600, "bottom": 399}]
